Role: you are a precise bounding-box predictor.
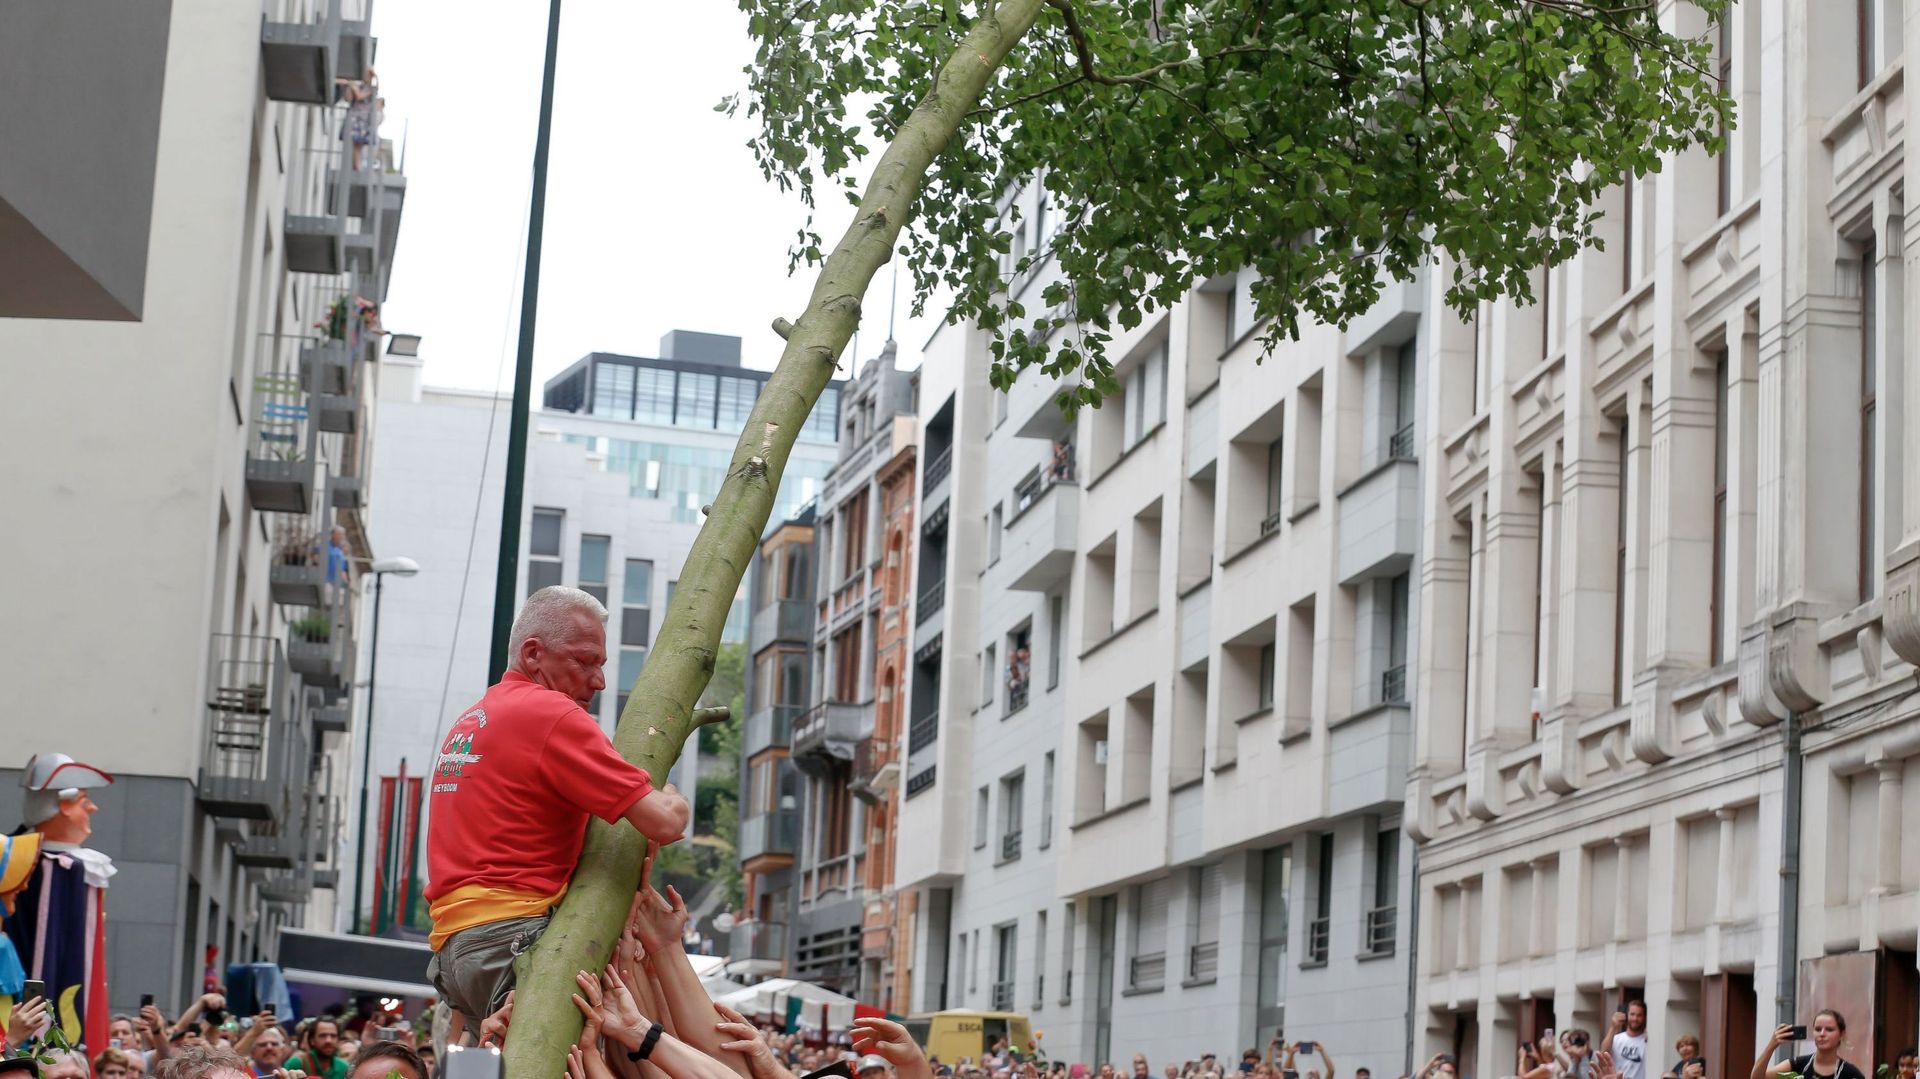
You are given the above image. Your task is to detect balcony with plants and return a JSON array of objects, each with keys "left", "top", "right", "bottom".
[{"left": 199, "top": 634, "right": 301, "bottom": 824}]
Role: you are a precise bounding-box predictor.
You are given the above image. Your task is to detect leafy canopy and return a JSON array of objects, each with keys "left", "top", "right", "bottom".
[{"left": 724, "top": 0, "right": 1730, "bottom": 408}]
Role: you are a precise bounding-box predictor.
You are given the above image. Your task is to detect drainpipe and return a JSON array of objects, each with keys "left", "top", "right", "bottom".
[
  {"left": 1405, "top": 843, "right": 1422, "bottom": 1078},
  {"left": 1773, "top": 713, "right": 1802, "bottom": 1034}
]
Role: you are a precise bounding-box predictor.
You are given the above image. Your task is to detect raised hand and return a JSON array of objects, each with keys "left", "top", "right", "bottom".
[
  {"left": 633, "top": 857, "right": 691, "bottom": 954},
  {"left": 576, "top": 966, "right": 652, "bottom": 1052},
  {"left": 716, "top": 1015, "right": 797, "bottom": 1079},
  {"left": 480, "top": 991, "right": 516, "bottom": 1049},
  {"left": 7, "top": 995, "right": 51, "bottom": 1045},
  {"left": 852, "top": 1017, "right": 933, "bottom": 1079}
]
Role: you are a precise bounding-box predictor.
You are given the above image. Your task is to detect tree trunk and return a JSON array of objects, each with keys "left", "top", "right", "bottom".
[{"left": 501, "top": 3, "right": 1047, "bottom": 1075}]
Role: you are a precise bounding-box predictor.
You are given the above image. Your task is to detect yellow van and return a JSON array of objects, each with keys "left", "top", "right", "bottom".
[{"left": 904, "top": 1011, "right": 1035, "bottom": 1066}]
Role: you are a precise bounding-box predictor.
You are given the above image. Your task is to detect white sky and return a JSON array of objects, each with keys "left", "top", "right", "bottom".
[{"left": 371, "top": 1, "right": 932, "bottom": 394}]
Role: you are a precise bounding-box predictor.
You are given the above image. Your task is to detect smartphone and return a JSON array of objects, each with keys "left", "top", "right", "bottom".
[
  {"left": 141, "top": 994, "right": 156, "bottom": 1008},
  {"left": 264, "top": 1003, "right": 277, "bottom": 1017},
  {"left": 441, "top": 1046, "right": 504, "bottom": 1079},
  {"left": 377, "top": 1025, "right": 408, "bottom": 1042},
  {"left": 1787, "top": 1026, "right": 1808, "bottom": 1042},
  {"left": 22, "top": 980, "right": 44, "bottom": 1003},
  {"left": 1297, "top": 1044, "right": 1317, "bottom": 1056}
]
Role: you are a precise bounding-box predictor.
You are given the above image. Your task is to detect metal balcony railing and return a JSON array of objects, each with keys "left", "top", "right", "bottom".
[
  {"left": 1128, "top": 952, "right": 1167, "bottom": 991},
  {"left": 245, "top": 353, "right": 318, "bottom": 515},
  {"left": 1307, "top": 916, "right": 1331, "bottom": 964},
  {"left": 1033, "top": 974, "right": 1044, "bottom": 1007},
  {"left": 908, "top": 711, "right": 939, "bottom": 753},
  {"left": 1364, "top": 904, "right": 1398, "bottom": 954},
  {"left": 729, "top": 920, "right": 789, "bottom": 965},
  {"left": 924, "top": 446, "right": 953, "bottom": 490},
  {"left": 1188, "top": 941, "right": 1220, "bottom": 981},
  {"left": 744, "top": 704, "right": 803, "bottom": 757},
  {"left": 200, "top": 634, "right": 297, "bottom": 824},
  {"left": 1381, "top": 664, "right": 1408, "bottom": 704},
  {"left": 739, "top": 810, "right": 801, "bottom": 861},
  {"left": 1388, "top": 422, "right": 1417, "bottom": 460},
  {"left": 905, "top": 765, "right": 937, "bottom": 797},
  {"left": 752, "top": 598, "right": 812, "bottom": 646},
  {"left": 916, "top": 578, "right": 946, "bottom": 624},
  {"left": 999, "top": 829, "right": 1022, "bottom": 863},
  {"left": 991, "top": 980, "right": 1015, "bottom": 1011},
  {"left": 1260, "top": 509, "right": 1283, "bottom": 538},
  {"left": 792, "top": 700, "right": 869, "bottom": 763},
  {"left": 1060, "top": 968, "right": 1073, "bottom": 1005},
  {"left": 1006, "top": 678, "right": 1030, "bottom": 715},
  {"left": 852, "top": 737, "right": 899, "bottom": 803}
]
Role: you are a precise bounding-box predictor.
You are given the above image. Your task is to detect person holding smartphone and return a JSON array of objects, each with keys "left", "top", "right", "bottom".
[{"left": 1751, "top": 1012, "right": 1864, "bottom": 1079}]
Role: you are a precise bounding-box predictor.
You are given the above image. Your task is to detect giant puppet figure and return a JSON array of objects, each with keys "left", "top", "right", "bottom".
[{"left": 5, "top": 753, "right": 114, "bottom": 1052}]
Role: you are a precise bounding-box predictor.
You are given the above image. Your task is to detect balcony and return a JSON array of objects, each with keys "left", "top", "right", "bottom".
[
  {"left": 924, "top": 445, "right": 953, "bottom": 491},
  {"left": 738, "top": 810, "right": 800, "bottom": 862},
  {"left": 915, "top": 578, "right": 945, "bottom": 624},
  {"left": 238, "top": 827, "right": 300, "bottom": 870},
  {"left": 330, "top": 475, "right": 364, "bottom": 511},
  {"left": 328, "top": 166, "right": 408, "bottom": 221},
  {"left": 312, "top": 868, "right": 339, "bottom": 890},
  {"left": 907, "top": 711, "right": 939, "bottom": 754},
  {"left": 1364, "top": 904, "right": 1397, "bottom": 955},
  {"left": 1336, "top": 457, "right": 1419, "bottom": 584},
  {"left": 287, "top": 605, "right": 350, "bottom": 690},
  {"left": 751, "top": 599, "right": 811, "bottom": 648},
  {"left": 317, "top": 392, "right": 357, "bottom": 434},
  {"left": 905, "top": 765, "right": 937, "bottom": 798},
  {"left": 311, "top": 698, "right": 349, "bottom": 735},
  {"left": 301, "top": 342, "right": 352, "bottom": 394},
  {"left": 285, "top": 211, "right": 347, "bottom": 274},
  {"left": 728, "top": 919, "right": 789, "bottom": 969},
  {"left": 199, "top": 634, "right": 297, "bottom": 823},
  {"left": 269, "top": 555, "right": 327, "bottom": 608},
  {"left": 791, "top": 700, "right": 870, "bottom": 770},
  {"left": 851, "top": 737, "right": 900, "bottom": 805},
  {"left": 1000, "top": 468, "right": 1078, "bottom": 593},
  {"left": 260, "top": 12, "right": 338, "bottom": 104},
  {"left": 244, "top": 364, "right": 316, "bottom": 514},
  {"left": 744, "top": 704, "right": 802, "bottom": 758}
]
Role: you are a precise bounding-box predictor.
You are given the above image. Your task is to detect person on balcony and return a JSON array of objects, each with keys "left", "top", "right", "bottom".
[{"left": 424, "top": 587, "right": 690, "bottom": 1038}]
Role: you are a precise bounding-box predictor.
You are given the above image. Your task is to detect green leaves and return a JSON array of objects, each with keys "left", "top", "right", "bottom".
[{"left": 731, "top": 0, "right": 1730, "bottom": 409}]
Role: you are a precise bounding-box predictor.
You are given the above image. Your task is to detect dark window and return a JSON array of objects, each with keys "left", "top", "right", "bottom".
[
  {"left": 1861, "top": 240, "right": 1878, "bottom": 602},
  {"left": 1711, "top": 352, "right": 1729, "bottom": 663},
  {"left": 1614, "top": 419, "right": 1630, "bottom": 705},
  {"left": 622, "top": 607, "right": 651, "bottom": 647},
  {"left": 530, "top": 508, "right": 564, "bottom": 558}
]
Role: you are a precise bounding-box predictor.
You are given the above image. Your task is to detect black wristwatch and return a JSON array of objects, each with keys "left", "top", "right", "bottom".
[{"left": 627, "top": 1023, "right": 665, "bottom": 1063}]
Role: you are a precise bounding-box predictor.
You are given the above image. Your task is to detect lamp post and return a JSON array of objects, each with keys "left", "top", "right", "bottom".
[{"left": 353, "top": 555, "right": 420, "bottom": 934}]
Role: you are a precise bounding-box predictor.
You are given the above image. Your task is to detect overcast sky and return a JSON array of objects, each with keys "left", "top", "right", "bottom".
[{"left": 371, "top": 2, "right": 930, "bottom": 395}]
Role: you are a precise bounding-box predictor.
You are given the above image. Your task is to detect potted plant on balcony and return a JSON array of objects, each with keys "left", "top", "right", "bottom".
[{"left": 291, "top": 612, "right": 332, "bottom": 644}]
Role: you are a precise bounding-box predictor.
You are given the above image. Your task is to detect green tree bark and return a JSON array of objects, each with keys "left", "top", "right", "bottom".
[{"left": 500, "top": 3, "right": 1047, "bottom": 1075}]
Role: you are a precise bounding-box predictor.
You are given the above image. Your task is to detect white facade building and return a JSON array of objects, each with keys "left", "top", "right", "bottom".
[
  {"left": 1405, "top": 4, "right": 1920, "bottom": 1078},
  {"left": 358, "top": 339, "right": 842, "bottom": 926},
  {"left": 0, "top": 0, "right": 402, "bottom": 1011},
  {"left": 901, "top": 183, "right": 1423, "bottom": 1072}
]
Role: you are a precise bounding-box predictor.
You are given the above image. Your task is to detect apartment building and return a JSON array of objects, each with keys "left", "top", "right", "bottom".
[
  {"left": 0, "top": 0, "right": 402, "bottom": 1009},
  {"left": 1405, "top": 5, "right": 1920, "bottom": 1077},
  {"left": 361, "top": 336, "right": 844, "bottom": 927},
  {"left": 738, "top": 344, "right": 917, "bottom": 997},
  {"left": 898, "top": 180, "right": 1421, "bottom": 1068}
]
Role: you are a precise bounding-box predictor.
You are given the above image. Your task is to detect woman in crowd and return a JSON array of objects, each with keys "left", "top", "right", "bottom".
[{"left": 1750, "top": 1011, "right": 1866, "bottom": 1079}]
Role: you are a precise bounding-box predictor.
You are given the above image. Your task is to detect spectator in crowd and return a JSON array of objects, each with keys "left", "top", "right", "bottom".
[
  {"left": 1356, "top": 1069, "right": 1371, "bottom": 1079},
  {"left": 286, "top": 1018, "right": 349, "bottom": 1079},
  {"left": 1415, "top": 1053, "right": 1461, "bottom": 1079},
  {"left": 1661, "top": 1036, "right": 1703, "bottom": 1079},
  {"left": 156, "top": 1046, "right": 250, "bottom": 1079},
  {"left": 1751, "top": 1011, "right": 1864, "bottom": 1079},
  {"left": 414, "top": 1045, "right": 435, "bottom": 1079},
  {"left": 91, "top": 1050, "right": 133, "bottom": 1079},
  {"left": 1608, "top": 1002, "right": 1650, "bottom": 1079},
  {"left": 245, "top": 1025, "right": 288, "bottom": 1079},
  {"left": 348, "top": 1042, "right": 426, "bottom": 1079},
  {"left": 1894, "top": 1047, "right": 1917, "bottom": 1079},
  {"left": 42, "top": 1051, "right": 88, "bottom": 1079},
  {"left": 861, "top": 1056, "right": 895, "bottom": 1079},
  {"left": 425, "top": 588, "right": 689, "bottom": 1032},
  {"left": 1133, "top": 1057, "right": 1151, "bottom": 1079},
  {"left": 1556, "top": 1030, "right": 1597, "bottom": 1079}
]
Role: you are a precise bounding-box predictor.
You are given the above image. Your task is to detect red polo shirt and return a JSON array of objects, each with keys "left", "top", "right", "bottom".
[{"left": 425, "top": 671, "right": 652, "bottom": 948}]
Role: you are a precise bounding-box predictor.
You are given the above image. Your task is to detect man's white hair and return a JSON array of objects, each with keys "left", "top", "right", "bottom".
[{"left": 509, "top": 585, "right": 610, "bottom": 660}]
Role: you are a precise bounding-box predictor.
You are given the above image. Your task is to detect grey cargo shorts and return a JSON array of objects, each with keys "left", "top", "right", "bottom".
[{"left": 426, "top": 913, "right": 551, "bottom": 1022}]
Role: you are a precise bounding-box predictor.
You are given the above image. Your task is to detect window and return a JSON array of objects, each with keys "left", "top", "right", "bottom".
[
  {"left": 974, "top": 786, "right": 990, "bottom": 849},
  {"left": 980, "top": 643, "right": 999, "bottom": 707},
  {"left": 989, "top": 504, "right": 1004, "bottom": 565},
  {"left": 1256, "top": 846, "right": 1290, "bottom": 1044},
  {"left": 718, "top": 376, "right": 759, "bottom": 430},
  {"left": 1258, "top": 642, "right": 1276, "bottom": 711},
  {"left": 1060, "top": 902, "right": 1077, "bottom": 1004},
  {"left": 1367, "top": 827, "right": 1399, "bottom": 955},
  {"left": 1860, "top": 239, "right": 1878, "bottom": 603},
  {"left": 1128, "top": 878, "right": 1170, "bottom": 991},
  {"left": 998, "top": 770, "right": 1025, "bottom": 862},
  {"left": 1006, "top": 623, "right": 1032, "bottom": 714},
  {"left": 1039, "top": 751, "right": 1055, "bottom": 849},
  {"left": 1308, "top": 833, "right": 1333, "bottom": 964},
  {"left": 622, "top": 559, "right": 654, "bottom": 647},
  {"left": 954, "top": 933, "right": 968, "bottom": 1003},
  {"left": 1620, "top": 178, "right": 1636, "bottom": 293},
  {"left": 1047, "top": 595, "right": 1064, "bottom": 689},
  {"left": 616, "top": 647, "right": 648, "bottom": 717},
  {"left": 993, "top": 924, "right": 1019, "bottom": 1011},
  {"left": 1263, "top": 437, "right": 1285, "bottom": 536},
  {"left": 1225, "top": 268, "right": 1258, "bottom": 347},
  {"left": 1711, "top": 352, "right": 1729, "bottom": 663},
  {"left": 1716, "top": 14, "right": 1734, "bottom": 214},
  {"left": 801, "top": 386, "right": 840, "bottom": 443},
  {"left": 833, "top": 624, "right": 863, "bottom": 701},
  {"left": 593, "top": 362, "right": 635, "bottom": 418},
  {"left": 528, "top": 508, "right": 564, "bottom": 594},
  {"left": 1614, "top": 419, "right": 1630, "bottom": 705},
  {"left": 1391, "top": 339, "right": 1418, "bottom": 459},
  {"left": 1034, "top": 910, "right": 1049, "bottom": 1005},
  {"left": 1122, "top": 342, "right": 1169, "bottom": 450},
  {"left": 1384, "top": 573, "right": 1410, "bottom": 703},
  {"left": 1859, "top": 0, "right": 1879, "bottom": 88},
  {"left": 842, "top": 491, "right": 870, "bottom": 580},
  {"left": 576, "top": 535, "right": 610, "bottom": 606},
  {"left": 1188, "top": 864, "right": 1222, "bottom": 982},
  {"left": 635, "top": 367, "right": 675, "bottom": 425},
  {"left": 675, "top": 372, "right": 717, "bottom": 429}
]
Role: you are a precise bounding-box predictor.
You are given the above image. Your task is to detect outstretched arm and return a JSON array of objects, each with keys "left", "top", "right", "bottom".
[
  {"left": 623, "top": 786, "right": 692, "bottom": 847},
  {"left": 632, "top": 857, "right": 748, "bottom": 1077}
]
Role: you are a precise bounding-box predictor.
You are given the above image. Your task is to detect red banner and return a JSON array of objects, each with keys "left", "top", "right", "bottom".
[
  {"left": 371, "top": 775, "right": 396, "bottom": 933},
  {"left": 397, "top": 768, "right": 423, "bottom": 928}
]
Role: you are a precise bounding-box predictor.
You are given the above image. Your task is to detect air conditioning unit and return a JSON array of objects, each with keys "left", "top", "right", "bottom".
[{"left": 1094, "top": 740, "right": 1109, "bottom": 765}]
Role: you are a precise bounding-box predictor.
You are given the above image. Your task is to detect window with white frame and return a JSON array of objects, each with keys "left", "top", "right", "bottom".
[{"left": 528, "top": 508, "right": 564, "bottom": 593}]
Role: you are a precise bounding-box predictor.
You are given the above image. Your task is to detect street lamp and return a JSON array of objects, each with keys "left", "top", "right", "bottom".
[{"left": 353, "top": 555, "right": 420, "bottom": 934}]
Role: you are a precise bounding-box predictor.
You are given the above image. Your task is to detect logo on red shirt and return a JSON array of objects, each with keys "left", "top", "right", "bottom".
[{"left": 435, "top": 707, "right": 487, "bottom": 791}]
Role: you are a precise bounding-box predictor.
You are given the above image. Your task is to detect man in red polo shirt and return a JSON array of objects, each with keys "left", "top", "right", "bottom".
[{"left": 425, "top": 585, "right": 690, "bottom": 1028}]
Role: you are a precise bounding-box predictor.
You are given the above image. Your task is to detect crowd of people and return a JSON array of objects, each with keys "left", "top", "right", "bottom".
[{"left": 2, "top": 990, "right": 430, "bottom": 1079}]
